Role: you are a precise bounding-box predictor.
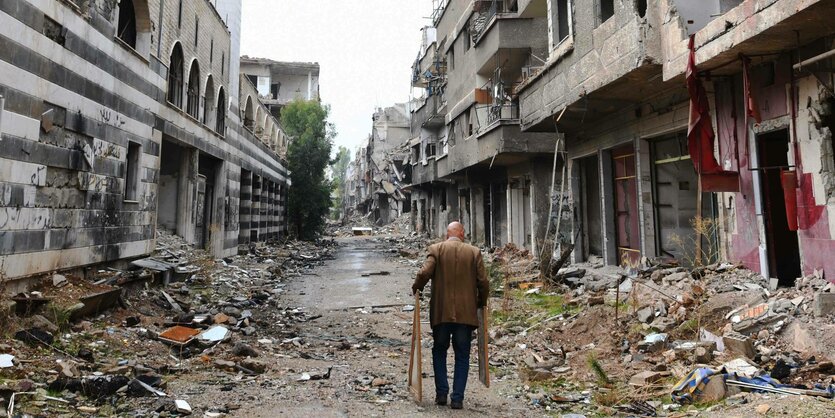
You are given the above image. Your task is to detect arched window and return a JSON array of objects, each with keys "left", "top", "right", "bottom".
[
  {"left": 243, "top": 96, "right": 254, "bottom": 131},
  {"left": 203, "top": 75, "right": 215, "bottom": 126},
  {"left": 215, "top": 88, "right": 226, "bottom": 134},
  {"left": 117, "top": 0, "right": 137, "bottom": 47},
  {"left": 186, "top": 60, "right": 200, "bottom": 119},
  {"left": 255, "top": 106, "right": 264, "bottom": 137},
  {"left": 116, "top": 0, "right": 152, "bottom": 56},
  {"left": 167, "top": 43, "right": 184, "bottom": 107}
]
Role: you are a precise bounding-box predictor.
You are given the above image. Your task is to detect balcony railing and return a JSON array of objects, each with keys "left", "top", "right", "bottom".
[
  {"left": 431, "top": 0, "right": 449, "bottom": 25},
  {"left": 486, "top": 103, "right": 519, "bottom": 126},
  {"left": 471, "top": 0, "right": 518, "bottom": 44}
]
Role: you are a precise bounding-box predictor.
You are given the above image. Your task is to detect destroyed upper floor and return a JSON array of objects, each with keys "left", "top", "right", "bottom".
[{"left": 518, "top": 0, "right": 835, "bottom": 133}]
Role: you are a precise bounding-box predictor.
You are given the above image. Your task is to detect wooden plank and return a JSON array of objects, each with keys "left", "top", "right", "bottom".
[
  {"left": 408, "top": 293, "right": 423, "bottom": 403},
  {"left": 477, "top": 307, "right": 490, "bottom": 388}
]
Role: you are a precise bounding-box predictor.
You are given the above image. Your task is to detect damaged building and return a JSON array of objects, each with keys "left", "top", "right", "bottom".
[
  {"left": 407, "top": 0, "right": 558, "bottom": 252},
  {"left": 0, "top": 0, "right": 298, "bottom": 290},
  {"left": 346, "top": 103, "right": 412, "bottom": 225},
  {"left": 508, "top": 0, "right": 835, "bottom": 283}
]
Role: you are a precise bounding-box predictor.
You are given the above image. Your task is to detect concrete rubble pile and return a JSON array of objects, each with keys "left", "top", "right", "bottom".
[
  {"left": 391, "top": 240, "right": 835, "bottom": 416},
  {"left": 0, "top": 236, "right": 336, "bottom": 416}
]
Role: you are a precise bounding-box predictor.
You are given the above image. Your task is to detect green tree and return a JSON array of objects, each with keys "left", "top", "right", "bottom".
[
  {"left": 282, "top": 100, "right": 335, "bottom": 240},
  {"left": 330, "top": 146, "right": 352, "bottom": 219}
]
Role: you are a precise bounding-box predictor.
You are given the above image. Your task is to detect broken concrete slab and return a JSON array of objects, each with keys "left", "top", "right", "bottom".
[
  {"left": 723, "top": 332, "right": 755, "bottom": 359},
  {"left": 813, "top": 292, "right": 835, "bottom": 317},
  {"left": 629, "top": 371, "right": 665, "bottom": 387}
]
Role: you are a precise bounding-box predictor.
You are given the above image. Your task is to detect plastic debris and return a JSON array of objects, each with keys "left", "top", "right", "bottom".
[{"left": 0, "top": 354, "right": 14, "bottom": 368}]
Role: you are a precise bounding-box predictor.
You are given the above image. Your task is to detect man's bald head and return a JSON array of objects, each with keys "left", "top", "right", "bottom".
[{"left": 447, "top": 221, "right": 465, "bottom": 240}]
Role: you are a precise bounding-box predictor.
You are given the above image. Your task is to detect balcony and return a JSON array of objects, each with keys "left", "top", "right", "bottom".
[
  {"left": 410, "top": 157, "right": 438, "bottom": 186},
  {"left": 472, "top": 15, "right": 548, "bottom": 77},
  {"left": 411, "top": 93, "right": 447, "bottom": 132}
]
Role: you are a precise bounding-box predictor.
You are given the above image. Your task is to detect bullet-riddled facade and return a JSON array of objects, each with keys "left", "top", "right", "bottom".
[{"left": 0, "top": 0, "right": 290, "bottom": 289}]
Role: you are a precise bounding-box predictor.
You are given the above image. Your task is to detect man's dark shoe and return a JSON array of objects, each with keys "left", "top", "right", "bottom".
[
  {"left": 450, "top": 400, "right": 463, "bottom": 409},
  {"left": 435, "top": 395, "right": 447, "bottom": 406}
]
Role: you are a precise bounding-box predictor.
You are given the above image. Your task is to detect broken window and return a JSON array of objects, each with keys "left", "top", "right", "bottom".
[
  {"left": 124, "top": 142, "right": 141, "bottom": 201},
  {"left": 167, "top": 43, "right": 185, "bottom": 107},
  {"left": 117, "top": 0, "right": 137, "bottom": 48},
  {"left": 598, "top": 0, "right": 614, "bottom": 25},
  {"left": 186, "top": 61, "right": 201, "bottom": 119},
  {"left": 550, "top": 0, "right": 571, "bottom": 48}
]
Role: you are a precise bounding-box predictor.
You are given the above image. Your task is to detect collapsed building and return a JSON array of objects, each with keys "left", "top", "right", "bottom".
[
  {"left": 345, "top": 103, "right": 412, "bottom": 225},
  {"left": 0, "top": 0, "right": 313, "bottom": 291},
  {"left": 408, "top": 0, "right": 835, "bottom": 284}
]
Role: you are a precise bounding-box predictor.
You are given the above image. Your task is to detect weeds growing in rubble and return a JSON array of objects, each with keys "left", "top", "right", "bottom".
[
  {"left": 668, "top": 216, "right": 720, "bottom": 267},
  {"left": 586, "top": 353, "right": 610, "bottom": 385},
  {"left": 526, "top": 292, "right": 576, "bottom": 317},
  {"left": 44, "top": 303, "right": 72, "bottom": 332}
]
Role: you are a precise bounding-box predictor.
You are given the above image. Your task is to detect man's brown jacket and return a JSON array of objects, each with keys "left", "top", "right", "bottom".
[{"left": 413, "top": 238, "right": 490, "bottom": 328}]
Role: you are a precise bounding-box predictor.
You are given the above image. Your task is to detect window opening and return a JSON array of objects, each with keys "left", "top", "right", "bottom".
[
  {"left": 167, "top": 43, "right": 185, "bottom": 107},
  {"left": 117, "top": 0, "right": 137, "bottom": 48},
  {"left": 187, "top": 61, "right": 201, "bottom": 119},
  {"left": 599, "top": 0, "right": 614, "bottom": 24},
  {"left": 125, "top": 142, "right": 141, "bottom": 201},
  {"left": 636, "top": 0, "right": 647, "bottom": 18}
]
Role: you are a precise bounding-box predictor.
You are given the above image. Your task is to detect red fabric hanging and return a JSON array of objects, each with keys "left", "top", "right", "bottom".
[
  {"left": 686, "top": 35, "right": 722, "bottom": 175},
  {"left": 742, "top": 55, "right": 762, "bottom": 124}
]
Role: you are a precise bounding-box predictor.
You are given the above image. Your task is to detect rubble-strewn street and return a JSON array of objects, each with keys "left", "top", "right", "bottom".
[
  {"left": 4, "top": 0, "right": 835, "bottom": 417},
  {"left": 3, "top": 225, "right": 835, "bottom": 417}
]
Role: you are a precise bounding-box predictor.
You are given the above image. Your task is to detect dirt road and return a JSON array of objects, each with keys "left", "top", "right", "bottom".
[{"left": 169, "top": 236, "right": 538, "bottom": 417}]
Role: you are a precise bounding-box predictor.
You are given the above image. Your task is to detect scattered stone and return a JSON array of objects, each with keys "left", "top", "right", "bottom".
[
  {"left": 26, "top": 315, "right": 59, "bottom": 333},
  {"left": 813, "top": 292, "right": 835, "bottom": 317},
  {"left": 175, "top": 399, "right": 192, "bottom": 415},
  {"left": 723, "top": 332, "right": 755, "bottom": 359},
  {"left": 52, "top": 273, "right": 69, "bottom": 287},
  {"left": 755, "top": 403, "right": 771, "bottom": 415},
  {"left": 629, "top": 371, "right": 664, "bottom": 387},
  {"left": 636, "top": 307, "right": 654, "bottom": 323},
  {"left": 240, "top": 358, "right": 268, "bottom": 374},
  {"left": 693, "top": 346, "right": 713, "bottom": 363},
  {"left": 214, "top": 360, "right": 237, "bottom": 371}
]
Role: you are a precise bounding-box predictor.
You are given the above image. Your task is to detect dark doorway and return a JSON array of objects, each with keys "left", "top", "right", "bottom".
[
  {"left": 579, "top": 155, "right": 602, "bottom": 260},
  {"left": 612, "top": 144, "right": 641, "bottom": 267},
  {"left": 757, "top": 129, "right": 801, "bottom": 285},
  {"left": 197, "top": 154, "right": 220, "bottom": 250}
]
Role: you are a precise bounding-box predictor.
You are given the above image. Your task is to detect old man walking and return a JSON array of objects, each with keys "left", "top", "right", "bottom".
[{"left": 412, "top": 221, "right": 490, "bottom": 409}]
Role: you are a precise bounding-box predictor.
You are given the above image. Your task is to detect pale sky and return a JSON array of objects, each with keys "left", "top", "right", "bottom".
[{"left": 240, "top": 0, "right": 432, "bottom": 155}]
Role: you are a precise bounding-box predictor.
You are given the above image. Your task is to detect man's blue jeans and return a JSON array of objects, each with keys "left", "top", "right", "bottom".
[{"left": 432, "top": 323, "right": 475, "bottom": 402}]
